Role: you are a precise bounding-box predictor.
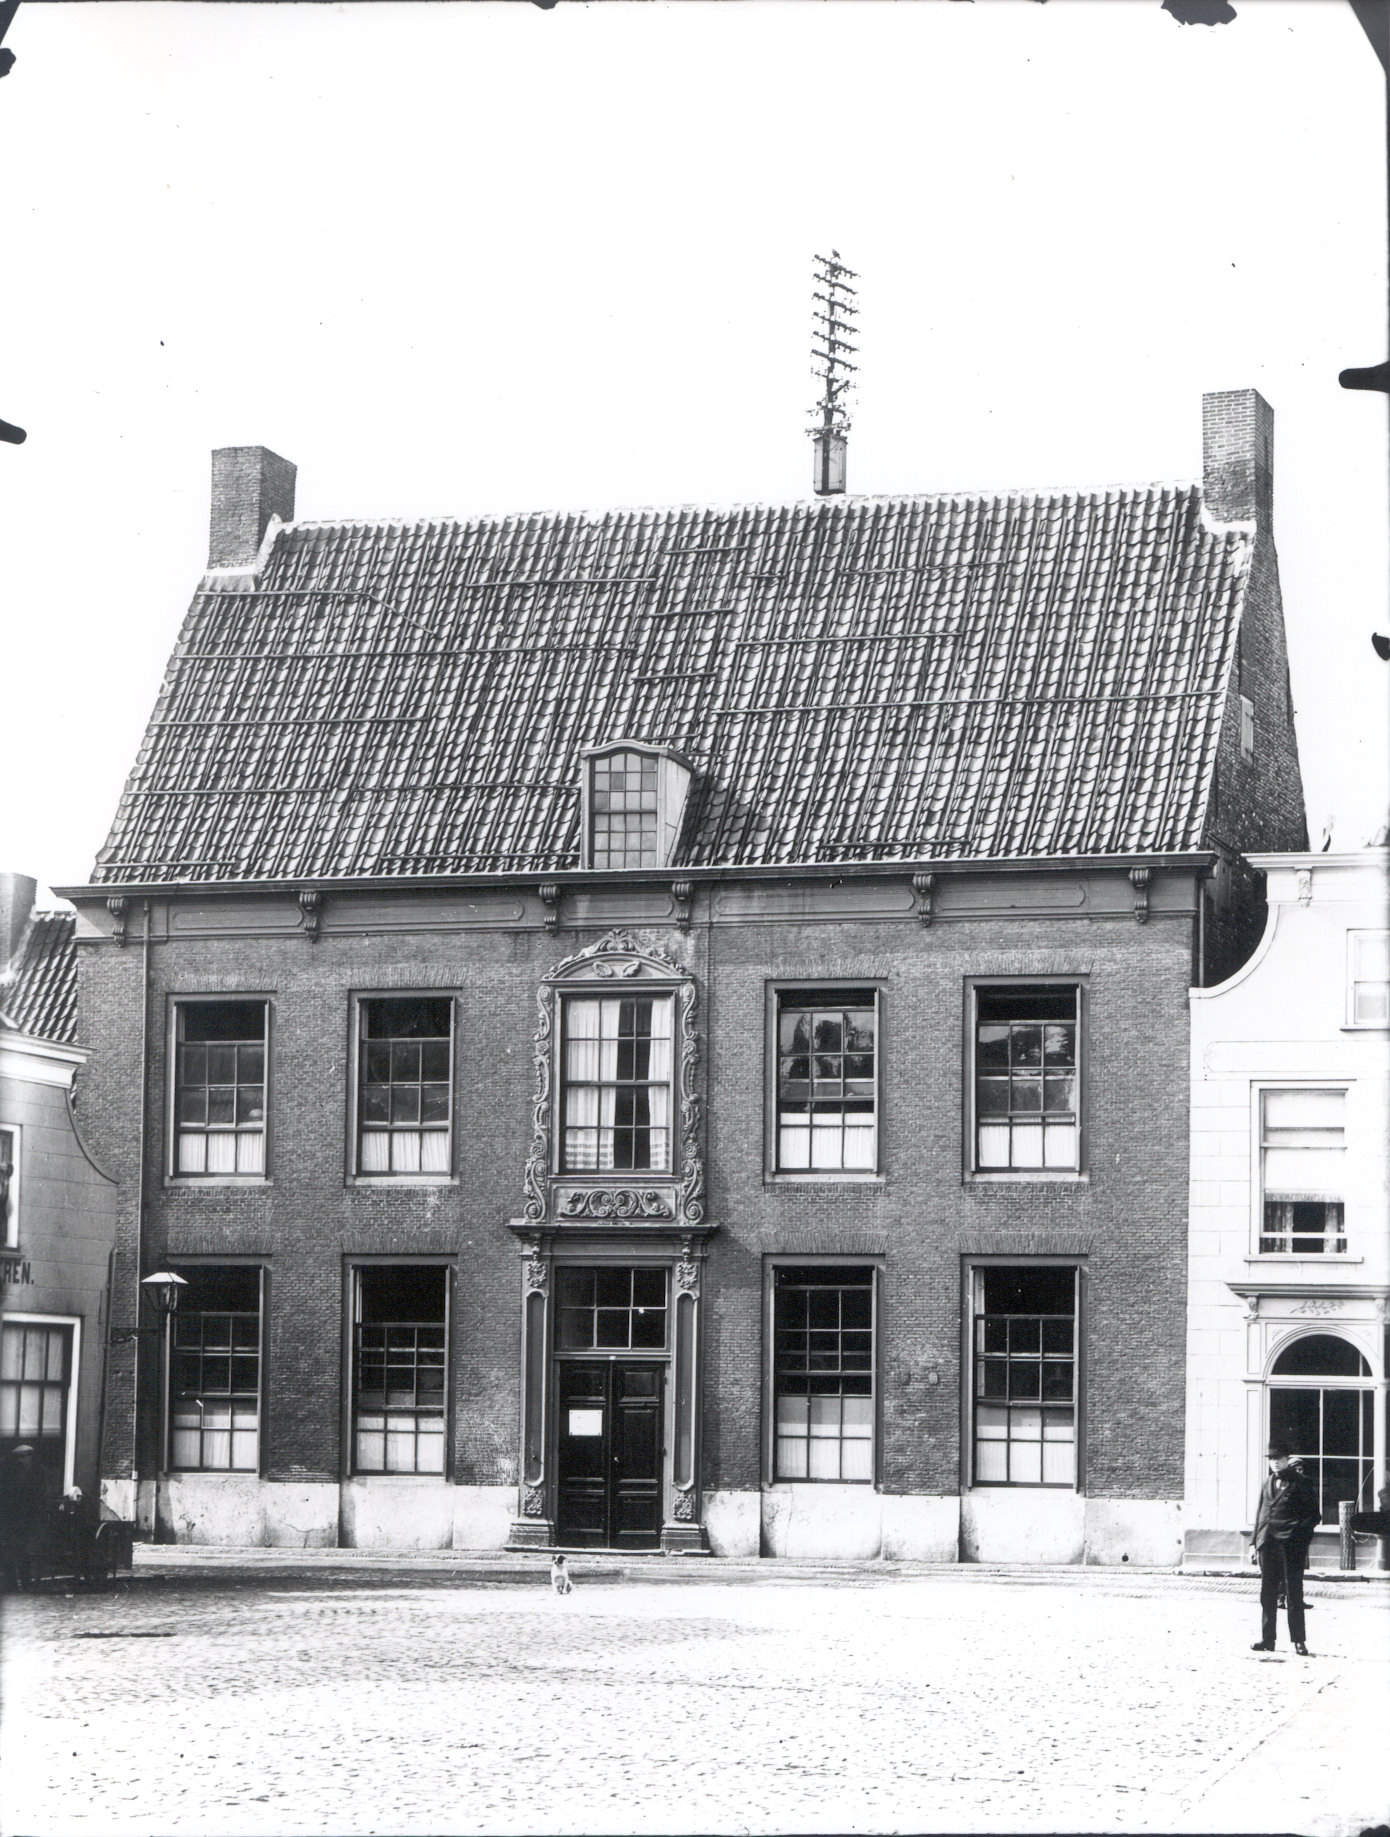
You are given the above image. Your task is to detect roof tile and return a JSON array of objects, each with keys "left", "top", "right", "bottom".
[{"left": 93, "top": 487, "right": 1250, "bottom": 884}]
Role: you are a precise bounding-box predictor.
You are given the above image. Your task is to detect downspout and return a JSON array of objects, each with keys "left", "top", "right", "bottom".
[
  {"left": 130, "top": 900, "right": 152, "bottom": 1529},
  {"left": 95, "top": 1242, "right": 116, "bottom": 1513}
]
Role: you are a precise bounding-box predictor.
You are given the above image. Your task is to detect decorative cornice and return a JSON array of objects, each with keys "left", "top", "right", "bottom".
[
  {"left": 558, "top": 1188, "right": 674, "bottom": 1221},
  {"left": 550, "top": 929, "right": 688, "bottom": 980}
]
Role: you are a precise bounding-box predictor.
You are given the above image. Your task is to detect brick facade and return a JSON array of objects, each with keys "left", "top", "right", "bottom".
[{"left": 77, "top": 866, "right": 1204, "bottom": 1562}]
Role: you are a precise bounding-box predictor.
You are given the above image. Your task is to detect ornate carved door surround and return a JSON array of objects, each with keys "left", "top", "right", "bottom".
[{"left": 507, "top": 932, "right": 714, "bottom": 1553}]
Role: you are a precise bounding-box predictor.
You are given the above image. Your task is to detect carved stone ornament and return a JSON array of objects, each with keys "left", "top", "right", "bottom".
[
  {"left": 522, "top": 1486, "right": 546, "bottom": 1517},
  {"left": 523, "top": 933, "right": 705, "bottom": 1227},
  {"left": 106, "top": 896, "right": 130, "bottom": 947},
  {"left": 675, "top": 1260, "right": 700, "bottom": 1294},
  {"left": 559, "top": 1188, "right": 674, "bottom": 1221},
  {"left": 911, "top": 872, "right": 935, "bottom": 928},
  {"left": 1296, "top": 868, "right": 1313, "bottom": 906},
  {"left": 559, "top": 929, "right": 686, "bottom": 979},
  {"left": 1290, "top": 1296, "right": 1343, "bottom": 1317},
  {"left": 1128, "top": 867, "right": 1151, "bottom": 925},
  {"left": 298, "top": 888, "right": 323, "bottom": 941},
  {"left": 672, "top": 1489, "right": 696, "bottom": 1522},
  {"left": 524, "top": 1258, "right": 549, "bottom": 1293}
]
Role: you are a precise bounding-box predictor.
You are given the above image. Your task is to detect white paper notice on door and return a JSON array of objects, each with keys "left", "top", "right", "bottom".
[{"left": 568, "top": 1409, "right": 603, "bottom": 1437}]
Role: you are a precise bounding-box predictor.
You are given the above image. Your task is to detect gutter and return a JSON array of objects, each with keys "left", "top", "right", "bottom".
[{"left": 54, "top": 852, "right": 1219, "bottom": 906}]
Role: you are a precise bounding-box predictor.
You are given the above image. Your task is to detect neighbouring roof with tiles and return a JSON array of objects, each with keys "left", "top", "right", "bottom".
[
  {"left": 92, "top": 486, "right": 1252, "bottom": 884},
  {"left": 1, "top": 911, "right": 78, "bottom": 1043}
]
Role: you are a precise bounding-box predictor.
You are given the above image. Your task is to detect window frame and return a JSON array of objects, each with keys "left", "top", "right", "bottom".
[
  {"left": 348, "top": 992, "right": 457, "bottom": 1185},
  {"left": 1265, "top": 1330, "right": 1378, "bottom": 1525},
  {"left": 164, "top": 1261, "right": 266, "bottom": 1475},
  {"left": 1251, "top": 1082, "right": 1350, "bottom": 1259},
  {"left": 0, "top": 1122, "right": 20, "bottom": 1249},
  {"left": 0, "top": 1313, "right": 81, "bottom": 1493},
  {"left": 1347, "top": 929, "right": 1390, "bottom": 1031},
  {"left": 963, "top": 978, "right": 1086, "bottom": 1183},
  {"left": 346, "top": 1259, "right": 453, "bottom": 1480},
  {"left": 764, "top": 1258, "right": 881, "bottom": 1486},
  {"left": 166, "top": 996, "right": 272, "bottom": 1185},
  {"left": 765, "top": 981, "right": 886, "bottom": 1184},
  {"left": 555, "top": 988, "right": 677, "bottom": 1177},
  {"left": 1239, "top": 693, "right": 1256, "bottom": 760},
  {"left": 962, "top": 1259, "right": 1085, "bottom": 1493}
]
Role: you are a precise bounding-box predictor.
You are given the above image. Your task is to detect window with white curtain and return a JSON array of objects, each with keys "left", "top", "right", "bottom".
[
  {"left": 173, "top": 1001, "right": 267, "bottom": 1177},
  {"left": 352, "top": 1265, "right": 447, "bottom": 1474},
  {"left": 1348, "top": 931, "right": 1389, "bottom": 1028},
  {"left": 1259, "top": 1088, "right": 1347, "bottom": 1254},
  {"left": 356, "top": 996, "right": 453, "bottom": 1176},
  {"left": 169, "top": 1267, "right": 262, "bottom": 1471},
  {"left": 560, "top": 995, "right": 673, "bottom": 1172}
]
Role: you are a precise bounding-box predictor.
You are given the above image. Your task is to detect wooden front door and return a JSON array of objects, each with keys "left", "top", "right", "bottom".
[{"left": 555, "top": 1360, "right": 663, "bottom": 1550}]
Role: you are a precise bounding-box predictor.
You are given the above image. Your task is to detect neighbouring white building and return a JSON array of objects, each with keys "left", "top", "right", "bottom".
[{"left": 1185, "top": 849, "right": 1390, "bottom": 1570}]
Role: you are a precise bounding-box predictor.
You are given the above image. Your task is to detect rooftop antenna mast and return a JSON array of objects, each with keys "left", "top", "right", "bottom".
[{"left": 810, "top": 250, "right": 858, "bottom": 496}]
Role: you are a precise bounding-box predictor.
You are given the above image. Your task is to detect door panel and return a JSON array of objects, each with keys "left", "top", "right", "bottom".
[{"left": 556, "top": 1360, "right": 663, "bottom": 1550}]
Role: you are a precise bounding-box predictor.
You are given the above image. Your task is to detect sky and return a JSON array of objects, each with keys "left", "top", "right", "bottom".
[{"left": 1, "top": 0, "right": 1386, "bottom": 896}]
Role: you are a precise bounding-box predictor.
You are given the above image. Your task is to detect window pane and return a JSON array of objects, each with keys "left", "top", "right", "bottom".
[
  {"left": 1041, "top": 1440, "right": 1076, "bottom": 1485},
  {"left": 1009, "top": 1439, "right": 1042, "bottom": 1484},
  {"left": 975, "top": 1440, "right": 1008, "bottom": 1482}
]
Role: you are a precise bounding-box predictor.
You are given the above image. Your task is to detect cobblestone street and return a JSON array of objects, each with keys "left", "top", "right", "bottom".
[{"left": 2, "top": 1558, "right": 1386, "bottom": 1837}]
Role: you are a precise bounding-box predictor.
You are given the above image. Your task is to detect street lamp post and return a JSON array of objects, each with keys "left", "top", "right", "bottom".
[{"left": 110, "top": 1270, "right": 188, "bottom": 1344}]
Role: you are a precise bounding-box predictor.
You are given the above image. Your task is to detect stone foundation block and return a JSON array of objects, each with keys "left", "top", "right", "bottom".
[
  {"left": 960, "top": 1488, "right": 1085, "bottom": 1564},
  {"left": 1083, "top": 1498, "right": 1183, "bottom": 1567},
  {"left": 264, "top": 1483, "right": 339, "bottom": 1548},
  {"left": 450, "top": 1485, "right": 514, "bottom": 1550},
  {"left": 156, "top": 1474, "right": 266, "bottom": 1545},
  {"left": 761, "top": 1484, "right": 883, "bottom": 1560},
  {"left": 880, "top": 1493, "right": 960, "bottom": 1562},
  {"left": 341, "top": 1479, "right": 453, "bottom": 1549},
  {"left": 703, "top": 1490, "right": 760, "bottom": 1558}
]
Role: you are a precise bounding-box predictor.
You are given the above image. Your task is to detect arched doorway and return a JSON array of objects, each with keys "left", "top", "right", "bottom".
[{"left": 1267, "top": 1333, "right": 1374, "bottom": 1524}]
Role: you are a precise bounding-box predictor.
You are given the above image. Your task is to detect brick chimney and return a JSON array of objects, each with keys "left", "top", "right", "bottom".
[
  {"left": 1202, "top": 389, "right": 1273, "bottom": 532},
  {"left": 209, "top": 446, "right": 297, "bottom": 569},
  {"left": 0, "top": 873, "right": 36, "bottom": 978}
]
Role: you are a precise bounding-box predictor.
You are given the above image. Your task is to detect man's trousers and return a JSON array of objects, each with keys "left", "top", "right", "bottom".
[{"left": 1258, "top": 1540, "right": 1307, "bottom": 1646}]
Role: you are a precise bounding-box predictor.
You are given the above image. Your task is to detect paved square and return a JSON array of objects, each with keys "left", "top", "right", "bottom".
[{"left": 2, "top": 1563, "right": 1386, "bottom": 1835}]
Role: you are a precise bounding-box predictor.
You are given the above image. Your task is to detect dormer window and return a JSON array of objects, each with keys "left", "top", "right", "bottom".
[{"left": 584, "top": 743, "right": 691, "bottom": 871}]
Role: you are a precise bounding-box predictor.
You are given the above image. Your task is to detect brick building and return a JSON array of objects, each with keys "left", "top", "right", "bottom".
[
  {"left": 1, "top": 875, "right": 119, "bottom": 1512},
  {"left": 1184, "top": 848, "right": 1388, "bottom": 1572},
  {"left": 63, "top": 388, "right": 1306, "bottom": 1562}
]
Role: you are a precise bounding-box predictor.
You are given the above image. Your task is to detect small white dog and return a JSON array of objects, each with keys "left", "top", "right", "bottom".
[{"left": 550, "top": 1554, "right": 574, "bottom": 1596}]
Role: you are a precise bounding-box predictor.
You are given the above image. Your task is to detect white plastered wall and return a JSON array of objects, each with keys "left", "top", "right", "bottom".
[{"left": 1186, "top": 853, "right": 1390, "bottom": 1563}]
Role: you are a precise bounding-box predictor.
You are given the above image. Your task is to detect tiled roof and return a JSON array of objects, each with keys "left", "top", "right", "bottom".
[
  {"left": 93, "top": 486, "right": 1251, "bottom": 884},
  {"left": 0, "top": 911, "right": 78, "bottom": 1044}
]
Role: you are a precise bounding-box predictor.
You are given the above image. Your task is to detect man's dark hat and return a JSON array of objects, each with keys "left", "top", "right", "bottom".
[{"left": 1267, "top": 1438, "right": 1292, "bottom": 1457}]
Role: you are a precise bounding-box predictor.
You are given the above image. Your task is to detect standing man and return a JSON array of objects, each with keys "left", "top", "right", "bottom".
[{"left": 1251, "top": 1439, "right": 1321, "bottom": 1655}]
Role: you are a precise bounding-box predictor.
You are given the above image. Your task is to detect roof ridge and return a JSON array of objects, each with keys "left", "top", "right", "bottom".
[{"left": 269, "top": 478, "right": 1212, "bottom": 539}]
